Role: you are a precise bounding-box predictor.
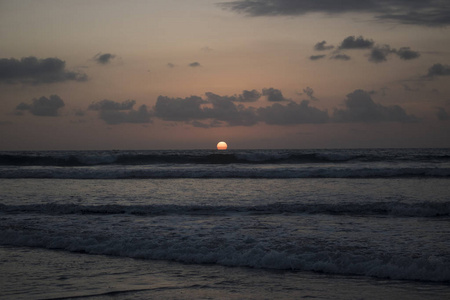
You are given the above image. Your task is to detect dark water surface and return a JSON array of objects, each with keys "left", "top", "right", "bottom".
[{"left": 1, "top": 149, "right": 449, "bottom": 299}]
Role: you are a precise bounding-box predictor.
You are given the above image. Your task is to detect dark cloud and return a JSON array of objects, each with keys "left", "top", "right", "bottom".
[
  {"left": 155, "top": 93, "right": 258, "bottom": 126},
  {"left": 368, "top": 45, "right": 420, "bottom": 63},
  {"left": 314, "top": 41, "right": 334, "bottom": 51},
  {"left": 189, "top": 62, "right": 201, "bottom": 67},
  {"left": 330, "top": 54, "right": 351, "bottom": 61},
  {"left": 339, "top": 36, "right": 374, "bottom": 49},
  {"left": 302, "top": 87, "right": 318, "bottom": 101},
  {"left": 426, "top": 63, "right": 450, "bottom": 78},
  {"left": 155, "top": 88, "right": 420, "bottom": 126},
  {"left": 89, "top": 99, "right": 151, "bottom": 124},
  {"left": 257, "top": 101, "right": 329, "bottom": 125},
  {"left": 309, "top": 55, "right": 326, "bottom": 61},
  {"left": 167, "top": 63, "right": 175, "bottom": 68},
  {"left": 436, "top": 107, "right": 450, "bottom": 120},
  {"left": 148, "top": 92, "right": 332, "bottom": 126},
  {"left": 0, "top": 57, "right": 87, "bottom": 84},
  {"left": 220, "top": 0, "right": 378, "bottom": 16},
  {"left": 395, "top": 47, "right": 420, "bottom": 60},
  {"left": 220, "top": 0, "right": 450, "bottom": 27},
  {"left": 310, "top": 36, "right": 419, "bottom": 63},
  {"left": 262, "top": 87, "right": 290, "bottom": 101},
  {"left": 332, "top": 89, "right": 418, "bottom": 122},
  {"left": 205, "top": 90, "right": 261, "bottom": 103},
  {"left": 205, "top": 92, "right": 238, "bottom": 103},
  {"left": 94, "top": 53, "right": 115, "bottom": 65},
  {"left": 240, "top": 89, "right": 262, "bottom": 102},
  {"left": 369, "top": 45, "right": 392, "bottom": 63},
  {"left": 16, "top": 95, "right": 65, "bottom": 116},
  {"left": 205, "top": 95, "right": 258, "bottom": 126},
  {"left": 154, "top": 95, "right": 207, "bottom": 121}
]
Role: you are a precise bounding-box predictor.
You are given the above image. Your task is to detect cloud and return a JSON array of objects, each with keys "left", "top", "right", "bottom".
[
  {"left": 369, "top": 45, "right": 420, "bottom": 63},
  {"left": 89, "top": 99, "right": 152, "bottom": 124},
  {"left": 16, "top": 95, "right": 65, "bottom": 116},
  {"left": 94, "top": 53, "right": 115, "bottom": 65},
  {"left": 314, "top": 41, "right": 334, "bottom": 51},
  {"left": 309, "top": 55, "right": 326, "bottom": 61},
  {"left": 395, "top": 47, "right": 420, "bottom": 60},
  {"left": 332, "top": 89, "right": 418, "bottom": 122},
  {"left": 425, "top": 63, "right": 450, "bottom": 78},
  {"left": 154, "top": 95, "right": 207, "bottom": 121},
  {"left": 302, "top": 87, "right": 318, "bottom": 101},
  {"left": 220, "top": 0, "right": 450, "bottom": 27},
  {"left": 436, "top": 107, "right": 450, "bottom": 120},
  {"left": 257, "top": 101, "right": 329, "bottom": 125},
  {"left": 239, "top": 89, "right": 262, "bottom": 102},
  {"left": 189, "top": 62, "right": 201, "bottom": 67},
  {"left": 205, "top": 92, "right": 238, "bottom": 103},
  {"left": 310, "top": 36, "right": 420, "bottom": 63},
  {"left": 205, "top": 95, "right": 259, "bottom": 126},
  {"left": 205, "top": 89, "right": 261, "bottom": 103},
  {"left": 0, "top": 57, "right": 87, "bottom": 84},
  {"left": 339, "top": 36, "right": 374, "bottom": 49},
  {"left": 167, "top": 63, "right": 175, "bottom": 68},
  {"left": 154, "top": 93, "right": 258, "bottom": 126},
  {"left": 262, "top": 87, "right": 290, "bottom": 101},
  {"left": 154, "top": 88, "right": 420, "bottom": 127},
  {"left": 369, "top": 45, "right": 392, "bottom": 63},
  {"left": 330, "top": 54, "right": 351, "bottom": 61}
]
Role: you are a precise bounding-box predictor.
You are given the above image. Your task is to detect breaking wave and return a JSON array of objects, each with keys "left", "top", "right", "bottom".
[{"left": 1, "top": 149, "right": 449, "bottom": 166}]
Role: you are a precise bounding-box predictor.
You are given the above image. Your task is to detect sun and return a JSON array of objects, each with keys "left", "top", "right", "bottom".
[{"left": 217, "top": 141, "right": 227, "bottom": 150}]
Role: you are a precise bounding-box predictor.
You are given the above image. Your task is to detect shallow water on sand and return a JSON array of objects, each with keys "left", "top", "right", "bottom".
[{"left": 1, "top": 246, "right": 450, "bottom": 300}]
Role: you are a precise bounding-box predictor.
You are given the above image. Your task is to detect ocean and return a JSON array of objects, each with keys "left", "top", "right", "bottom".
[{"left": 1, "top": 148, "right": 449, "bottom": 299}]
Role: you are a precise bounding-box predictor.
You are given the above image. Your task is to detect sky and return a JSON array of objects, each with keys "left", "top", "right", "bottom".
[{"left": 0, "top": 0, "right": 449, "bottom": 150}]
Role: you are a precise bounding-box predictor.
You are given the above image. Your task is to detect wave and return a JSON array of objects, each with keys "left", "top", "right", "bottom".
[
  {"left": 1, "top": 165, "right": 449, "bottom": 178},
  {"left": 1, "top": 226, "right": 449, "bottom": 282},
  {"left": 2, "top": 201, "right": 449, "bottom": 217},
  {"left": 1, "top": 149, "right": 449, "bottom": 166}
]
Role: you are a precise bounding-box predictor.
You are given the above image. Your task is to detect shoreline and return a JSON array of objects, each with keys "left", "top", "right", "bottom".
[{"left": 1, "top": 246, "right": 449, "bottom": 300}]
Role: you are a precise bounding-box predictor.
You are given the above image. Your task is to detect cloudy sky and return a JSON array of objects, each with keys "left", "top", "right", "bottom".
[{"left": 1, "top": 0, "right": 449, "bottom": 150}]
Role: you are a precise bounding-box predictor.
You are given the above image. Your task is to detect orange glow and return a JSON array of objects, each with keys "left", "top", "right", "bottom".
[{"left": 217, "top": 141, "right": 227, "bottom": 150}]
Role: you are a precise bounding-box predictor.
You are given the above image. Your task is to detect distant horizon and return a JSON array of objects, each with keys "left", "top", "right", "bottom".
[{"left": 2, "top": 146, "right": 450, "bottom": 152}]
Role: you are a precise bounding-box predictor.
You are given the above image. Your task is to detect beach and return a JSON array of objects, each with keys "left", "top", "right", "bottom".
[{"left": 2, "top": 246, "right": 450, "bottom": 300}]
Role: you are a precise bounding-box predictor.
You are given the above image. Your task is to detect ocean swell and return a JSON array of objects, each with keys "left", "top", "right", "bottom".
[{"left": 2, "top": 201, "right": 449, "bottom": 217}]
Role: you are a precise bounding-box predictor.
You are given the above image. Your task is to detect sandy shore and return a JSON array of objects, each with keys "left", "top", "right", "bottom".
[{"left": 2, "top": 246, "right": 449, "bottom": 300}]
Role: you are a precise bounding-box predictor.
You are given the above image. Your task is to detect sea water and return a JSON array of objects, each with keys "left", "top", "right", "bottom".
[{"left": 0, "top": 149, "right": 449, "bottom": 299}]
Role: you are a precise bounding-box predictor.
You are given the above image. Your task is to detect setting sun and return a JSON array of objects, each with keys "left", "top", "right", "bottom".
[{"left": 217, "top": 141, "right": 227, "bottom": 150}]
